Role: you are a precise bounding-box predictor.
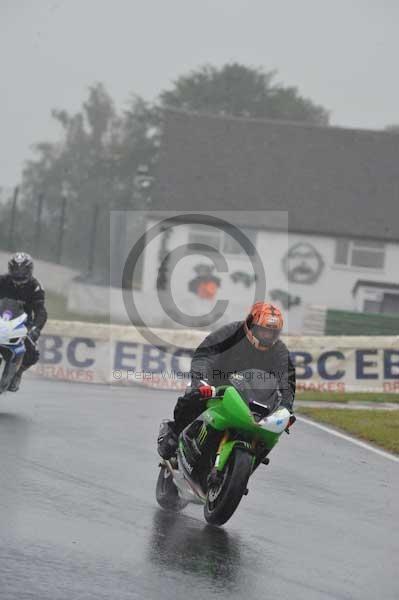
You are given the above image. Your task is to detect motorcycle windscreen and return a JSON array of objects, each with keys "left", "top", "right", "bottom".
[
  {"left": 229, "top": 369, "right": 280, "bottom": 417},
  {"left": 0, "top": 298, "right": 25, "bottom": 320}
]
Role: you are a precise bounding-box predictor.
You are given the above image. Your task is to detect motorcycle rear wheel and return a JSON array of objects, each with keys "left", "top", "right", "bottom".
[
  {"left": 156, "top": 464, "right": 183, "bottom": 511},
  {"left": 204, "top": 448, "right": 253, "bottom": 526}
]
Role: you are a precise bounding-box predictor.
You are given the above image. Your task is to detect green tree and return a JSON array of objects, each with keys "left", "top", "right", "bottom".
[
  {"left": 20, "top": 83, "right": 157, "bottom": 278},
  {"left": 18, "top": 64, "right": 329, "bottom": 279},
  {"left": 160, "top": 63, "right": 329, "bottom": 125}
]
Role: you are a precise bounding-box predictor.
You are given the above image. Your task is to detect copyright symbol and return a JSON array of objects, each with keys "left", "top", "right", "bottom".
[
  {"left": 121, "top": 213, "right": 266, "bottom": 353},
  {"left": 113, "top": 370, "right": 122, "bottom": 380}
]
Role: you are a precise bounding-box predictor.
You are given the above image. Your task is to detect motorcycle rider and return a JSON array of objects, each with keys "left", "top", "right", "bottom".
[
  {"left": 0, "top": 252, "right": 48, "bottom": 392},
  {"left": 158, "top": 301, "right": 296, "bottom": 459}
]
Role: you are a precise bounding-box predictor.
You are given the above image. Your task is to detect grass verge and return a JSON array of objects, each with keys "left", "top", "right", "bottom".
[
  {"left": 297, "top": 407, "right": 399, "bottom": 454},
  {"left": 297, "top": 391, "right": 399, "bottom": 404}
]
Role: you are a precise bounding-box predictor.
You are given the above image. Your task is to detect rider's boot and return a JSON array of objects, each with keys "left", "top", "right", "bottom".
[{"left": 157, "top": 420, "right": 178, "bottom": 459}]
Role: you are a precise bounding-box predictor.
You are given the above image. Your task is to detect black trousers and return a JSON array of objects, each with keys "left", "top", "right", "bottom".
[
  {"left": 21, "top": 338, "right": 40, "bottom": 372},
  {"left": 173, "top": 392, "right": 205, "bottom": 434}
]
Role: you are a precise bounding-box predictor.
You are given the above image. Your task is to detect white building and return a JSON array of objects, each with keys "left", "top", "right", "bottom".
[
  {"left": 135, "top": 110, "right": 399, "bottom": 334},
  {"left": 127, "top": 212, "right": 397, "bottom": 334},
  {"left": 75, "top": 110, "right": 399, "bottom": 334}
]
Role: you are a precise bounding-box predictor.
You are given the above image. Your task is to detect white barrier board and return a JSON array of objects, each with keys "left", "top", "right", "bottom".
[{"left": 30, "top": 321, "right": 399, "bottom": 393}]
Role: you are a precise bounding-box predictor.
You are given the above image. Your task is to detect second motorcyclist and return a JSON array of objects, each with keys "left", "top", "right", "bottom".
[{"left": 0, "top": 252, "right": 48, "bottom": 391}]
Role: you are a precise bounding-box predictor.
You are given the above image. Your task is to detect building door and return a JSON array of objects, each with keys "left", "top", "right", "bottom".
[{"left": 381, "top": 293, "right": 399, "bottom": 315}]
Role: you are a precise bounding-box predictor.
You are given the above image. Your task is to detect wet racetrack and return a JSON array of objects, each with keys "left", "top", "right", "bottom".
[{"left": 0, "top": 379, "right": 398, "bottom": 599}]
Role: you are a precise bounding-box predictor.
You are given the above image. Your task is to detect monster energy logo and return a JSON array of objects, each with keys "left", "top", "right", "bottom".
[{"left": 198, "top": 424, "right": 207, "bottom": 445}]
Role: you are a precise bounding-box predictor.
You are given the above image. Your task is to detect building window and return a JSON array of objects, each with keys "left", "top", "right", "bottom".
[
  {"left": 363, "top": 299, "right": 382, "bottom": 314},
  {"left": 188, "top": 225, "right": 220, "bottom": 254},
  {"left": 363, "top": 293, "right": 399, "bottom": 315},
  {"left": 381, "top": 293, "right": 399, "bottom": 314},
  {"left": 335, "top": 239, "right": 385, "bottom": 270},
  {"left": 188, "top": 225, "right": 257, "bottom": 256}
]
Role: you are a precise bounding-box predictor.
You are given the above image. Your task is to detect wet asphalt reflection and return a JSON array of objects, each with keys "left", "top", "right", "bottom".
[{"left": 0, "top": 379, "right": 397, "bottom": 600}]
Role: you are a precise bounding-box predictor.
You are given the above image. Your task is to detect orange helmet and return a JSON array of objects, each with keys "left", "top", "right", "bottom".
[{"left": 244, "top": 302, "right": 284, "bottom": 351}]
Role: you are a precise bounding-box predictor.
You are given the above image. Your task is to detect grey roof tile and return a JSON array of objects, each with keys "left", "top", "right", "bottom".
[{"left": 152, "top": 109, "right": 399, "bottom": 241}]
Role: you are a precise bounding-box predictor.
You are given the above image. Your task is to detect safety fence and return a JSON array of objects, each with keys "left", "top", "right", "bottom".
[
  {"left": 0, "top": 171, "right": 152, "bottom": 285},
  {"left": 0, "top": 187, "right": 107, "bottom": 282},
  {"left": 29, "top": 320, "right": 399, "bottom": 393}
]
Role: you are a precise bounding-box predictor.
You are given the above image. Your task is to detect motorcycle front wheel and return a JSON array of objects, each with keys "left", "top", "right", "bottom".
[
  {"left": 0, "top": 358, "right": 17, "bottom": 394},
  {"left": 204, "top": 448, "right": 253, "bottom": 526}
]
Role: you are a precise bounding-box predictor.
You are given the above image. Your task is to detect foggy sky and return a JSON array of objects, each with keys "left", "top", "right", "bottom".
[{"left": 1, "top": 0, "right": 398, "bottom": 186}]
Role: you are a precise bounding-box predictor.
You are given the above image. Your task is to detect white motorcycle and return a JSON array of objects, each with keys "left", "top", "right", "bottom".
[{"left": 0, "top": 298, "right": 29, "bottom": 393}]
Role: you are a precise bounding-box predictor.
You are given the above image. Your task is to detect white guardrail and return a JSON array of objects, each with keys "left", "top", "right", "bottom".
[{"left": 29, "top": 320, "right": 399, "bottom": 393}]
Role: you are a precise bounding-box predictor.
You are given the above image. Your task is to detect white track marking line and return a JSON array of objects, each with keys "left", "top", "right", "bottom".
[{"left": 298, "top": 416, "right": 399, "bottom": 464}]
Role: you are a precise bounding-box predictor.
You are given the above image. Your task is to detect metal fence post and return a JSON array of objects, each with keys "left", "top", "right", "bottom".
[
  {"left": 57, "top": 194, "right": 67, "bottom": 264},
  {"left": 8, "top": 186, "right": 19, "bottom": 251},
  {"left": 34, "top": 193, "right": 44, "bottom": 257},
  {"left": 87, "top": 205, "right": 99, "bottom": 277}
]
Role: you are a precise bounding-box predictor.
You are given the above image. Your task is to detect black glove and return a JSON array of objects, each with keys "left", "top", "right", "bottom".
[
  {"left": 29, "top": 326, "right": 41, "bottom": 343},
  {"left": 285, "top": 412, "right": 296, "bottom": 434}
]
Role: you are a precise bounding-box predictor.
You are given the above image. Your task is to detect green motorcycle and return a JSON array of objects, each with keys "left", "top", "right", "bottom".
[{"left": 156, "top": 369, "right": 296, "bottom": 526}]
